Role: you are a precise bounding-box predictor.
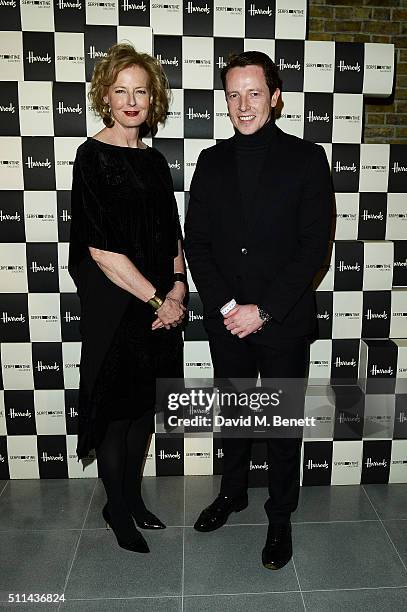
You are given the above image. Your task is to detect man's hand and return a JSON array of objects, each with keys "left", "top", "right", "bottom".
[
  {"left": 152, "top": 294, "right": 186, "bottom": 330},
  {"left": 223, "top": 304, "right": 263, "bottom": 338}
]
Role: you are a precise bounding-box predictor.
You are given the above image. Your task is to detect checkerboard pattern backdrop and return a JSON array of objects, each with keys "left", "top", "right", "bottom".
[{"left": 0, "top": 0, "right": 407, "bottom": 485}]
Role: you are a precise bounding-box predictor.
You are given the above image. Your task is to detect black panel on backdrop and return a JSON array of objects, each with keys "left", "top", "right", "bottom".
[
  {"left": 334, "top": 241, "right": 364, "bottom": 291},
  {"left": 388, "top": 144, "right": 407, "bottom": 193},
  {"left": 154, "top": 35, "right": 182, "bottom": 89},
  {"left": 0, "top": 294, "right": 29, "bottom": 342},
  {"left": 361, "top": 439, "right": 391, "bottom": 484},
  {"left": 32, "top": 342, "right": 64, "bottom": 390},
  {"left": 358, "top": 193, "right": 387, "bottom": 240},
  {"left": 303, "top": 92, "right": 333, "bottom": 143},
  {"left": 22, "top": 137, "right": 56, "bottom": 191},
  {"left": 37, "top": 435, "right": 68, "bottom": 478},
  {"left": 64, "top": 389, "right": 79, "bottom": 435},
  {"left": 23, "top": 32, "right": 55, "bottom": 81},
  {"left": 393, "top": 241, "right": 407, "bottom": 287},
  {"left": 184, "top": 89, "right": 214, "bottom": 138},
  {"left": 330, "top": 339, "right": 360, "bottom": 384},
  {"left": 362, "top": 291, "right": 391, "bottom": 339},
  {"left": 315, "top": 291, "right": 333, "bottom": 339},
  {"left": 302, "top": 441, "right": 333, "bottom": 485},
  {"left": 185, "top": 292, "right": 207, "bottom": 341},
  {"left": 213, "top": 38, "right": 243, "bottom": 90},
  {"left": 26, "top": 243, "right": 59, "bottom": 293},
  {"left": 245, "top": 0, "right": 276, "bottom": 39},
  {"left": 60, "top": 293, "right": 81, "bottom": 341},
  {"left": 394, "top": 394, "right": 407, "bottom": 440},
  {"left": 155, "top": 435, "right": 184, "bottom": 476},
  {"left": 275, "top": 39, "right": 304, "bottom": 92},
  {"left": 364, "top": 339, "right": 397, "bottom": 395},
  {"left": 0, "top": 191, "right": 25, "bottom": 242},
  {"left": 84, "top": 25, "right": 117, "bottom": 82},
  {"left": 334, "top": 42, "right": 364, "bottom": 94},
  {"left": 331, "top": 144, "right": 360, "bottom": 193},
  {"left": 5, "top": 390, "right": 36, "bottom": 436},
  {"left": 152, "top": 138, "right": 184, "bottom": 192},
  {"left": 53, "top": 82, "right": 87, "bottom": 136},
  {"left": 183, "top": 0, "right": 213, "bottom": 36},
  {"left": 333, "top": 385, "right": 364, "bottom": 440},
  {"left": 0, "top": 0, "right": 21, "bottom": 30},
  {"left": 0, "top": 437, "right": 10, "bottom": 480},
  {"left": 0, "top": 82, "right": 20, "bottom": 136},
  {"left": 119, "top": 0, "right": 150, "bottom": 26},
  {"left": 57, "top": 191, "right": 71, "bottom": 242},
  {"left": 53, "top": 0, "right": 85, "bottom": 33}
]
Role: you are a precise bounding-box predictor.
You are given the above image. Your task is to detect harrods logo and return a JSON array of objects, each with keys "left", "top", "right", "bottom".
[
  {"left": 335, "top": 357, "right": 357, "bottom": 368},
  {"left": 25, "top": 157, "right": 52, "bottom": 169},
  {"left": 278, "top": 58, "right": 301, "bottom": 71},
  {"left": 158, "top": 450, "right": 181, "bottom": 459},
  {"left": 365, "top": 457, "right": 387, "bottom": 468},
  {"left": 0, "top": 210, "right": 20, "bottom": 221},
  {"left": 0, "top": 103, "right": 15, "bottom": 113},
  {"left": 121, "top": 0, "right": 146, "bottom": 9},
  {"left": 337, "top": 260, "right": 361, "bottom": 272},
  {"left": 334, "top": 161, "right": 357, "bottom": 173},
  {"left": 64, "top": 311, "right": 80, "bottom": 323},
  {"left": 338, "top": 412, "right": 361, "bottom": 423},
  {"left": 307, "top": 110, "right": 330, "bottom": 123},
  {"left": 156, "top": 54, "right": 179, "bottom": 67},
  {"left": 36, "top": 360, "right": 60, "bottom": 372},
  {"left": 365, "top": 309, "right": 387, "bottom": 320},
  {"left": 87, "top": 46, "right": 108, "bottom": 59},
  {"left": 167, "top": 159, "right": 181, "bottom": 170},
  {"left": 30, "top": 262, "right": 55, "bottom": 273},
  {"left": 337, "top": 60, "right": 361, "bottom": 73},
  {"left": 361, "top": 210, "right": 383, "bottom": 221},
  {"left": 26, "top": 52, "right": 51, "bottom": 64},
  {"left": 370, "top": 365, "right": 393, "bottom": 376},
  {"left": 317, "top": 310, "right": 330, "bottom": 320},
  {"left": 250, "top": 460, "right": 268, "bottom": 471},
  {"left": 41, "top": 452, "right": 64, "bottom": 462},
  {"left": 186, "top": 107, "right": 211, "bottom": 120},
  {"left": 58, "top": 0, "right": 82, "bottom": 7},
  {"left": 0, "top": 0, "right": 17, "bottom": 5},
  {"left": 392, "top": 162, "right": 407, "bottom": 174},
  {"left": 189, "top": 311, "right": 203, "bottom": 322},
  {"left": 1, "top": 312, "right": 25, "bottom": 323},
  {"left": 60, "top": 210, "right": 71, "bottom": 222},
  {"left": 8, "top": 408, "right": 31, "bottom": 418},
  {"left": 56, "top": 101, "right": 82, "bottom": 114},
  {"left": 186, "top": 1, "right": 210, "bottom": 13},
  {"left": 306, "top": 459, "right": 329, "bottom": 469},
  {"left": 216, "top": 56, "right": 226, "bottom": 69},
  {"left": 248, "top": 3, "right": 272, "bottom": 16}
]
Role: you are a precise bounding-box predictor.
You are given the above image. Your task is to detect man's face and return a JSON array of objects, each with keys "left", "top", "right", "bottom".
[{"left": 225, "top": 65, "right": 280, "bottom": 135}]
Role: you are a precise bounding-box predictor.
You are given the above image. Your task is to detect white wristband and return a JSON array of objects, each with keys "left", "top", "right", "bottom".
[{"left": 220, "top": 299, "right": 237, "bottom": 316}]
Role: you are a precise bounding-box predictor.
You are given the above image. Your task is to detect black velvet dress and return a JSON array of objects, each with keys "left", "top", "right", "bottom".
[{"left": 68, "top": 138, "right": 184, "bottom": 459}]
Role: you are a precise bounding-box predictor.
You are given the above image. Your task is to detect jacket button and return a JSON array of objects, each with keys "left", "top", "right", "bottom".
[{"left": 241, "top": 247, "right": 248, "bottom": 255}]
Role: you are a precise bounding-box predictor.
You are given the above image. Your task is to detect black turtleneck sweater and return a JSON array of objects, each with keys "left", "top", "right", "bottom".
[{"left": 234, "top": 119, "right": 277, "bottom": 226}]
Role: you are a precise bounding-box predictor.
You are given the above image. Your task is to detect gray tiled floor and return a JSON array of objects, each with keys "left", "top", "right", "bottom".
[{"left": 0, "top": 478, "right": 406, "bottom": 611}]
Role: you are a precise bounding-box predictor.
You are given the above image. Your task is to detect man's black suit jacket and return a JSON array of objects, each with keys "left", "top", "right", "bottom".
[{"left": 184, "top": 124, "right": 334, "bottom": 345}]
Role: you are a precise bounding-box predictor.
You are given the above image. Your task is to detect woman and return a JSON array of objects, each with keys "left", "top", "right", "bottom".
[{"left": 68, "top": 43, "right": 186, "bottom": 553}]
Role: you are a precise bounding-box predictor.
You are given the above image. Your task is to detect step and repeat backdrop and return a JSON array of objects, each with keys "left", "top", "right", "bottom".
[{"left": 0, "top": 0, "right": 407, "bottom": 484}]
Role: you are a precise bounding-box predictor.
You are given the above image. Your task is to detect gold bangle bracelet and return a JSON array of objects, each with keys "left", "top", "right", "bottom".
[{"left": 148, "top": 293, "right": 165, "bottom": 310}]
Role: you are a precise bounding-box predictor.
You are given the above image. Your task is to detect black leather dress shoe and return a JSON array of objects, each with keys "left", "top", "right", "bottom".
[
  {"left": 262, "top": 521, "right": 292, "bottom": 570},
  {"left": 132, "top": 509, "right": 166, "bottom": 530},
  {"left": 194, "top": 494, "right": 248, "bottom": 532}
]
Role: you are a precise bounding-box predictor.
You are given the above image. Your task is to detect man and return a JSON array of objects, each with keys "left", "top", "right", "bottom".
[{"left": 184, "top": 51, "right": 333, "bottom": 570}]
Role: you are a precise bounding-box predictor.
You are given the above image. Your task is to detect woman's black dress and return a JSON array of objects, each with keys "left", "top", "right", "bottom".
[{"left": 68, "top": 138, "right": 183, "bottom": 459}]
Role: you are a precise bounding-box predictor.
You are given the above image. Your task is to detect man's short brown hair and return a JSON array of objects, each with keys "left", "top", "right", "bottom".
[{"left": 220, "top": 51, "right": 282, "bottom": 96}]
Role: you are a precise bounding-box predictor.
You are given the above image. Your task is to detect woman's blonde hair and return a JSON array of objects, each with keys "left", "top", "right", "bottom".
[{"left": 88, "top": 42, "right": 170, "bottom": 137}]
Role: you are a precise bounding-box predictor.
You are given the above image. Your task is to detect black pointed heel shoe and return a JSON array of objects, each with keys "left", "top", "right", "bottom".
[
  {"left": 132, "top": 509, "right": 166, "bottom": 530},
  {"left": 102, "top": 504, "right": 150, "bottom": 553}
]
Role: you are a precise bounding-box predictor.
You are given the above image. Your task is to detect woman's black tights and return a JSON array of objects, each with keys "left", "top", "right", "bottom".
[{"left": 95, "top": 410, "right": 154, "bottom": 537}]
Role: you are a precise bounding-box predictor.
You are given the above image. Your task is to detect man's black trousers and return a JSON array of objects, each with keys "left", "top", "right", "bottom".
[{"left": 208, "top": 331, "right": 310, "bottom": 523}]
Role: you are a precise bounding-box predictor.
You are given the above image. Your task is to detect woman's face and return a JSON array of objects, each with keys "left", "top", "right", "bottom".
[{"left": 103, "top": 64, "right": 151, "bottom": 130}]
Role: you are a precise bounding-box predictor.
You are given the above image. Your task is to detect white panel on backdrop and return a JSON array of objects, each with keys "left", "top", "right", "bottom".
[
  {"left": 214, "top": 90, "right": 233, "bottom": 140},
  {"left": 156, "top": 89, "right": 184, "bottom": 138},
  {"left": 117, "top": 26, "right": 153, "bottom": 54},
  {"left": 184, "top": 434, "right": 212, "bottom": 475},
  {"left": 0, "top": 137, "right": 23, "bottom": 190},
  {"left": 394, "top": 340, "right": 407, "bottom": 394},
  {"left": 175, "top": 191, "right": 185, "bottom": 230},
  {"left": 363, "top": 43, "right": 394, "bottom": 97},
  {"left": 332, "top": 291, "right": 363, "bottom": 339},
  {"left": 214, "top": 0, "right": 244, "bottom": 37},
  {"left": 182, "top": 37, "right": 213, "bottom": 90},
  {"left": 332, "top": 94, "right": 363, "bottom": 144},
  {"left": 1, "top": 342, "right": 34, "bottom": 390},
  {"left": 304, "top": 41, "right": 334, "bottom": 92},
  {"left": 0, "top": 243, "right": 27, "bottom": 293},
  {"left": 34, "top": 390, "right": 66, "bottom": 435},
  {"left": 309, "top": 339, "right": 332, "bottom": 385},
  {"left": 335, "top": 193, "right": 359, "bottom": 240},
  {"left": 275, "top": 0, "right": 307, "bottom": 40},
  {"left": 62, "top": 342, "right": 81, "bottom": 389},
  {"left": 389, "top": 440, "right": 407, "bottom": 483},
  {"left": 363, "top": 241, "right": 393, "bottom": 290},
  {"left": 67, "top": 435, "right": 98, "bottom": 478},
  {"left": 276, "top": 92, "right": 304, "bottom": 139},
  {"left": 20, "top": 1, "right": 54, "bottom": 32},
  {"left": 315, "top": 242, "right": 334, "bottom": 291},
  {"left": 244, "top": 38, "right": 275, "bottom": 58},
  {"left": 331, "top": 440, "right": 362, "bottom": 485},
  {"left": 58, "top": 242, "right": 76, "bottom": 292},
  {"left": 359, "top": 144, "right": 390, "bottom": 192},
  {"left": 184, "top": 340, "right": 212, "bottom": 378},
  {"left": 151, "top": 1, "right": 182, "bottom": 35},
  {"left": 186, "top": 267, "right": 197, "bottom": 292},
  {"left": 18, "top": 82, "right": 54, "bottom": 137},
  {"left": 55, "top": 137, "right": 85, "bottom": 190},
  {"left": 303, "top": 386, "right": 335, "bottom": 439},
  {"left": 363, "top": 394, "right": 395, "bottom": 439},
  {"left": 55, "top": 33, "right": 86, "bottom": 83},
  {"left": 86, "top": 83, "right": 104, "bottom": 137},
  {"left": 390, "top": 290, "right": 407, "bottom": 339},
  {"left": 7, "top": 435, "right": 39, "bottom": 479},
  {"left": 24, "top": 191, "right": 58, "bottom": 243},
  {"left": 29, "top": 293, "right": 61, "bottom": 342},
  {"left": 142, "top": 432, "right": 155, "bottom": 477},
  {"left": 86, "top": 0, "right": 119, "bottom": 25},
  {"left": 386, "top": 194, "right": 407, "bottom": 240},
  {"left": 0, "top": 392, "right": 6, "bottom": 436},
  {"left": 0, "top": 32, "right": 23, "bottom": 81},
  {"left": 184, "top": 138, "right": 215, "bottom": 191}
]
